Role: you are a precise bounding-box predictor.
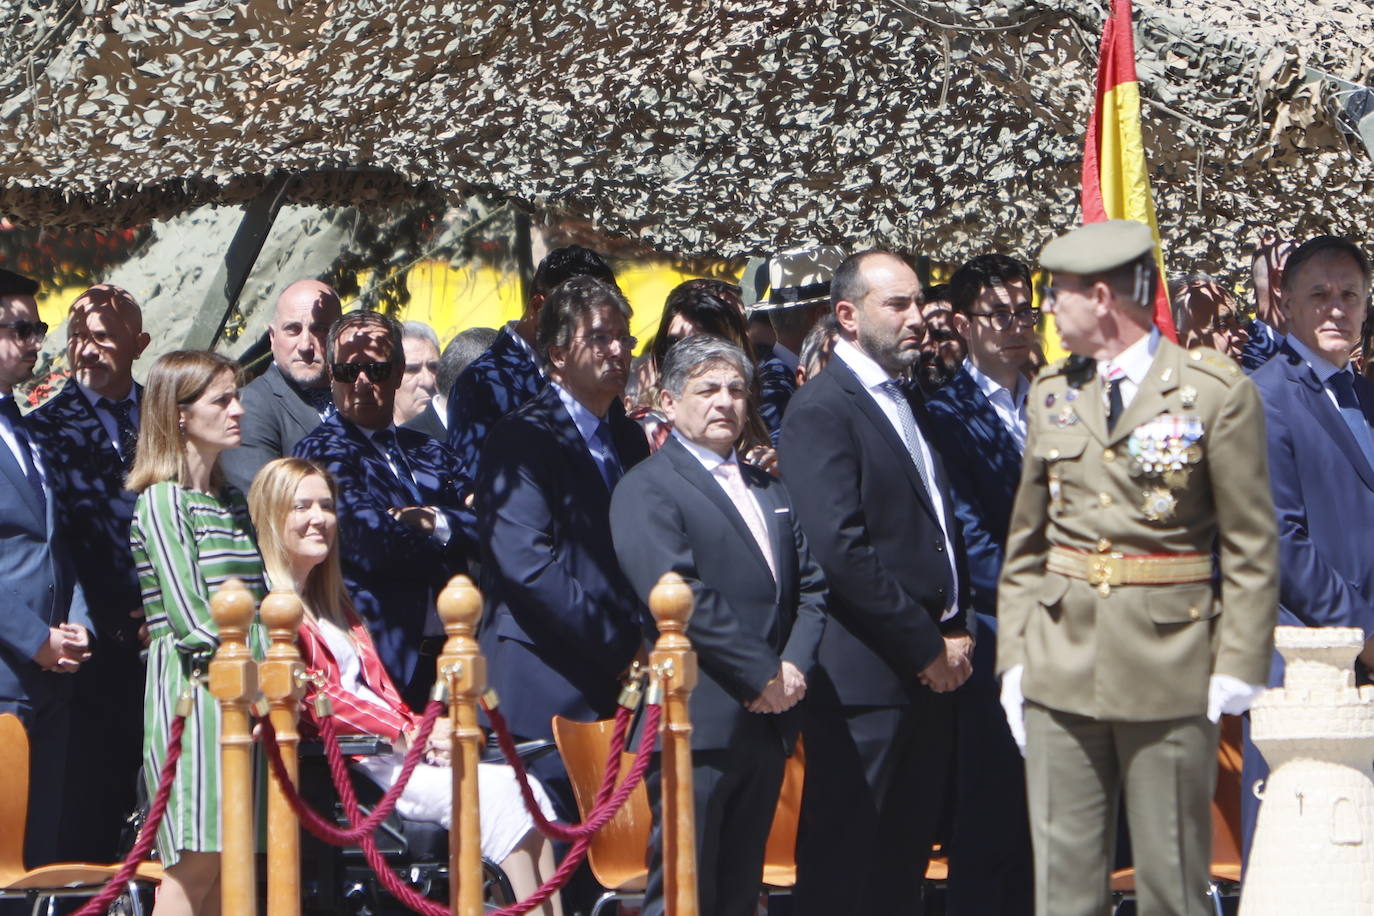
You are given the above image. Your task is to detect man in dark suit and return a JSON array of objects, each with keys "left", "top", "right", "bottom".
[
  {"left": 781, "top": 250, "right": 973, "bottom": 915},
  {"left": 476, "top": 275, "right": 649, "bottom": 821},
  {"left": 27, "top": 284, "right": 150, "bottom": 863},
  {"left": 222, "top": 279, "right": 342, "bottom": 492},
  {"left": 611, "top": 334, "right": 827, "bottom": 916},
  {"left": 926, "top": 253, "right": 1035, "bottom": 915},
  {"left": 447, "top": 246, "right": 616, "bottom": 479},
  {"left": 404, "top": 326, "right": 499, "bottom": 442},
  {"left": 1246, "top": 234, "right": 1374, "bottom": 856},
  {"left": 294, "top": 310, "right": 471, "bottom": 709},
  {"left": 0, "top": 268, "right": 92, "bottom": 870}
]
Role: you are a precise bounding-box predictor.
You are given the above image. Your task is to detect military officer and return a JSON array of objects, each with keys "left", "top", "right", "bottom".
[{"left": 997, "top": 220, "right": 1278, "bottom": 916}]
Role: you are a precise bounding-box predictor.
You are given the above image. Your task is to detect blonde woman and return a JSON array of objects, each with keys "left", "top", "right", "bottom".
[
  {"left": 247, "top": 457, "right": 561, "bottom": 914},
  {"left": 127, "top": 350, "right": 265, "bottom": 916}
]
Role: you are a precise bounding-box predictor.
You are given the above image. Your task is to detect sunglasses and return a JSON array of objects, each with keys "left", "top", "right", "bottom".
[
  {"left": 330, "top": 361, "right": 394, "bottom": 383},
  {"left": 0, "top": 320, "right": 48, "bottom": 340}
]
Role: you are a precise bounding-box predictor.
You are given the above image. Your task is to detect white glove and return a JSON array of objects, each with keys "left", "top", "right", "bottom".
[
  {"left": 1206, "top": 673, "right": 1265, "bottom": 723},
  {"left": 999, "top": 665, "right": 1027, "bottom": 757}
]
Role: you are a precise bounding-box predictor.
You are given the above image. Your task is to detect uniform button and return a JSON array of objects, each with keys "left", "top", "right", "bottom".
[
  {"left": 1188, "top": 607, "right": 1201, "bottom": 620},
  {"left": 1098, "top": 492, "right": 1113, "bottom": 507},
  {"left": 1103, "top": 448, "right": 1116, "bottom": 462},
  {"left": 1190, "top": 351, "right": 1202, "bottom": 361},
  {"left": 935, "top": 542, "right": 945, "bottom": 553},
  {"left": 1097, "top": 537, "right": 1112, "bottom": 553},
  {"left": 1048, "top": 447, "right": 1061, "bottom": 460}
]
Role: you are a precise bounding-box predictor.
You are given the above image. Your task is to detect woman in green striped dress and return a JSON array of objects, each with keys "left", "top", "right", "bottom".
[{"left": 127, "top": 350, "right": 264, "bottom": 916}]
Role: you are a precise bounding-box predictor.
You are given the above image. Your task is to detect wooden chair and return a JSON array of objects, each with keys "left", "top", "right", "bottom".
[
  {"left": 1109, "top": 714, "right": 1246, "bottom": 916},
  {"left": 0, "top": 713, "right": 163, "bottom": 915},
  {"left": 761, "top": 739, "right": 805, "bottom": 891}
]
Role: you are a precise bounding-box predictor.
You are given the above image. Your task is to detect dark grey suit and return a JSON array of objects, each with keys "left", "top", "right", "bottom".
[
  {"left": 221, "top": 363, "right": 327, "bottom": 493},
  {"left": 611, "top": 436, "right": 826, "bottom": 916},
  {"left": 402, "top": 402, "right": 447, "bottom": 442}
]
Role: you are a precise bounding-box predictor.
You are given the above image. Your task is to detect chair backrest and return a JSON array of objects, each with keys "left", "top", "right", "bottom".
[
  {"left": 0, "top": 713, "right": 31, "bottom": 883},
  {"left": 1211, "top": 714, "right": 1245, "bottom": 873},
  {"left": 551, "top": 716, "right": 652, "bottom": 891},
  {"left": 761, "top": 738, "right": 805, "bottom": 888}
]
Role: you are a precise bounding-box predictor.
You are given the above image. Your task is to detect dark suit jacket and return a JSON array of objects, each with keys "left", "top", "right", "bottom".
[
  {"left": 402, "top": 402, "right": 447, "bottom": 442},
  {"left": 293, "top": 414, "right": 472, "bottom": 690},
  {"left": 447, "top": 327, "right": 543, "bottom": 485},
  {"left": 925, "top": 368, "right": 1024, "bottom": 616},
  {"left": 1252, "top": 343, "right": 1374, "bottom": 634},
  {"left": 0, "top": 406, "right": 91, "bottom": 704},
  {"left": 610, "top": 436, "right": 826, "bottom": 752},
  {"left": 222, "top": 363, "right": 327, "bottom": 493},
  {"left": 28, "top": 383, "right": 143, "bottom": 648},
  {"left": 779, "top": 357, "right": 971, "bottom": 707},
  {"left": 476, "top": 384, "right": 649, "bottom": 739},
  {"left": 756, "top": 347, "right": 798, "bottom": 447},
  {"left": 1241, "top": 318, "right": 1283, "bottom": 374}
]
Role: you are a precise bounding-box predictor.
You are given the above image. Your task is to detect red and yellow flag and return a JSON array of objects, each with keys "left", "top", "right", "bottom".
[{"left": 1080, "top": 0, "right": 1177, "bottom": 341}]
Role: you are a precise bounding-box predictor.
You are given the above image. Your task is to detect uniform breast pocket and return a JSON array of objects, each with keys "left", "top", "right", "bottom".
[{"left": 1034, "top": 435, "right": 1088, "bottom": 514}]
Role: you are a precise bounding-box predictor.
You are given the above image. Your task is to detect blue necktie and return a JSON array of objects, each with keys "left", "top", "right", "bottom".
[
  {"left": 0, "top": 397, "right": 47, "bottom": 515},
  {"left": 1328, "top": 372, "right": 1374, "bottom": 471},
  {"left": 373, "top": 428, "right": 423, "bottom": 503},
  {"left": 591, "top": 419, "right": 624, "bottom": 491},
  {"left": 97, "top": 397, "right": 139, "bottom": 466}
]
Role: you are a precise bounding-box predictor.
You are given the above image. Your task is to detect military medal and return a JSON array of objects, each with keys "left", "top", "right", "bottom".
[
  {"left": 1124, "top": 413, "right": 1206, "bottom": 522},
  {"left": 1141, "top": 487, "right": 1178, "bottom": 522},
  {"left": 1055, "top": 406, "right": 1079, "bottom": 427},
  {"left": 1180, "top": 385, "right": 1198, "bottom": 409},
  {"left": 1045, "top": 392, "right": 1056, "bottom": 407},
  {"left": 1066, "top": 389, "right": 1078, "bottom": 402}
]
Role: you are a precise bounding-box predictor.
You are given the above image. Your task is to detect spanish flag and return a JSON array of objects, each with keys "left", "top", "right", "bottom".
[{"left": 1080, "top": 0, "right": 1177, "bottom": 341}]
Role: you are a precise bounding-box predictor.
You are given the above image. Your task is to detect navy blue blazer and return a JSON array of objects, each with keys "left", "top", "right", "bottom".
[
  {"left": 293, "top": 414, "right": 473, "bottom": 690},
  {"left": 446, "top": 328, "right": 543, "bottom": 485},
  {"left": 476, "top": 384, "right": 650, "bottom": 739},
  {"left": 1252, "top": 343, "right": 1374, "bottom": 634},
  {"left": 28, "top": 383, "right": 143, "bottom": 649},
  {"left": 756, "top": 348, "right": 797, "bottom": 447},
  {"left": 610, "top": 436, "right": 826, "bottom": 753},
  {"left": 780, "top": 359, "right": 971, "bottom": 707},
  {"left": 0, "top": 404, "right": 91, "bottom": 704},
  {"left": 925, "top": 368, "right": 1024, "bottom": 616}
]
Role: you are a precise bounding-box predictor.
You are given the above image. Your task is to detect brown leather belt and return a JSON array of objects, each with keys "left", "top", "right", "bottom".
[{"left": 1047, "top": 545, "right": 1212, "bottom": 591}]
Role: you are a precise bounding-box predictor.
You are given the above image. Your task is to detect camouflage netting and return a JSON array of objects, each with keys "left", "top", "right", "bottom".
[{"left": 0, "top": 0, "right": 1371, "bottom": 274}]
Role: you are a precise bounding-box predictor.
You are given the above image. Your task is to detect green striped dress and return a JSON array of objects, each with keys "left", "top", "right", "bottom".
[{"left": 131, "top": 481, "right": 265, "bottom": 867}]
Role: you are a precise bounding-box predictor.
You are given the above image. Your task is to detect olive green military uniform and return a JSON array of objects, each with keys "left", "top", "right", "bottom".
[{"left": 998, "top": 224, "right": 1278, "bottom": 916}]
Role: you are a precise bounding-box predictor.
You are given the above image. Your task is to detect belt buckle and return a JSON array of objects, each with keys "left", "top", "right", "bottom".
[{"left": 1088, "top": 555, "right": 1120, "bottom": 597}]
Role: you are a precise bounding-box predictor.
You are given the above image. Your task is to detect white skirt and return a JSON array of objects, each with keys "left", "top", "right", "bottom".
[{"left": 354, "top": 754, "right": 557, "bottom": 864}]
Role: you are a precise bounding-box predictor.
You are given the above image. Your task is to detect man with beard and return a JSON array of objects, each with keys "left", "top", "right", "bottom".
[
  {"left": 222, "top": 279, "right": 342, "bottom": 492},
  {"left": 28, "top": 284, "right": 151, "bottom": 862},
  {"left": 782, "top": 251, "right": 972, "bottom": 914},
  {"left": 913, "top": 283, "right": 966, "bottom": 395}
]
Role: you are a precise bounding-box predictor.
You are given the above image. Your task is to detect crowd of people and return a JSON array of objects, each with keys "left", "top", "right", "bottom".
[{"left": 0, "top": 221, "right": 1370, "bottom": 916}]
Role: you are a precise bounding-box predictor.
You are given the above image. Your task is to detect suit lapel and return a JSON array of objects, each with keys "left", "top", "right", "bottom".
[
  {"left": 1285, "top": 354, "right": 1374, "bottom": 491},
  {"left": 1106, "top": 339, "right": 1183, "bottom": 447},
  {"left": 960, "top": 372, "right": 1024, "bottom": 460},
  {"left": 272, "top": 366, "right": 325, "bottom": 438},
  {"left": 831, "top": 361, "right": 939, "bottom": 522},
  {"left": 663, "top": 439, "right": 773, "bottom": 579},
  {"left": 0, "top": 434, "right": 41, "bottom": 522}
]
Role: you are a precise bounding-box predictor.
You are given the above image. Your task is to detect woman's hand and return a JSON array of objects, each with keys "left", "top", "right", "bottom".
[{"left": 425, "top": 716, "right": 454, "bottom": 766}]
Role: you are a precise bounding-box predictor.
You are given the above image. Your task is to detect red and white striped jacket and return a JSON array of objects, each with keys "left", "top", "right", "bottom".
[{"left": 297, "top": 611, "right": 417, "bottom": 743}]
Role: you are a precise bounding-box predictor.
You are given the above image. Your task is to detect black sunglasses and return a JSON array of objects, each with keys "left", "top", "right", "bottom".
[
  {"left": 331, "top": 361, "right": 394, "bottom": 383},
  {"left": 0, "top": 320, "right": 48, "bottom": 340}
]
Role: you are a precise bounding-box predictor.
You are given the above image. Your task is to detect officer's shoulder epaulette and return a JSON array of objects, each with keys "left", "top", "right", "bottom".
[
  {"left": 1034, "top": 357, "right": 1071, "bottom": 382},
  {"left": 1184, "top": 346, "right": 1243, "bottom": 384}
]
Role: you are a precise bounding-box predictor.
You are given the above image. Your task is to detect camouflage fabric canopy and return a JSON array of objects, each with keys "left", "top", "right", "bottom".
[{"left": 1, "top": 0, "right": 1370, "bottom": 270}]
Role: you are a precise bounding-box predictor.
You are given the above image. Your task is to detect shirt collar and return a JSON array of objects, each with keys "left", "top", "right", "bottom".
[
  {"left": 833, "top": 337, "right": 896, "bottom": 391},
  {"left": 963, "top": 358, "right": 1027, "bottom": 408},
  {"left": 671, "top": 429, "right": 735, "bottom": 472},
  {"left": 355, "top": 421, "right": 398, "bottom": 442},
  {"left": 552, "top": 381, "right": 604, "bottom": 446},
  {"left": 1101, "top": 327, "right": 1161, "bottom": 387},
  {"left": 770, "top": 342, "right": 800, "bottom": 374},
  {"left": 504, "top": 321, "right": 541, "bottom": 366},
  {"left": 75, "top": 379, "right": 139, "bottom": 411},
  {"left": 1286, "top": 332, "right": 1350, "bottom": 384}
]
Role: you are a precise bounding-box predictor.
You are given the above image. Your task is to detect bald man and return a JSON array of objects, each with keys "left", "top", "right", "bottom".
[
  {"left": 222, "top": 279, "right": 343, "bottom": 492},
  {"left": 27, "top": 284, "right": 149, "bottom": 861}
]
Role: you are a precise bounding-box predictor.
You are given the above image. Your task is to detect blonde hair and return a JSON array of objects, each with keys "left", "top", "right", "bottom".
[
  {"left": 126, "top": 350, "right": 241, "bottom": 494},
  {"left": 247, "top": 457, "right": 354, "bottom": 631}
]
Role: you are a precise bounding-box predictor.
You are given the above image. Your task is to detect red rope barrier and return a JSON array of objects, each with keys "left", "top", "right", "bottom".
[
  {"left": 342, "top": 702, "right": 663, "bottom": 916},
  {"left": 68, "top": 713, "right": 188, "bottom": 916},
  {"left": 483, "top": 699, "right": 633, "bottom": 843},
  {"left": 257, "top": 699, "right": 445, "bottom": 847}
]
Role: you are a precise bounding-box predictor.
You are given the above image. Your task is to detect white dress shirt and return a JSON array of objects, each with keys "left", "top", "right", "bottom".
[
  {"left": 964, "top": 358, "right": 1028, "bottom": 453},
  {"left": 75, "top": 380, "right": 141, "bottom": 460},
  {"left": 1098, "top": 326, "right": 1161, "bottom": 411},
  {"left": 833, "top": 338, "right": 959, "bottom": 621}
]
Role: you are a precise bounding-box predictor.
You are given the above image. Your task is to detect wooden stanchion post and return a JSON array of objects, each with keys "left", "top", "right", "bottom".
[
  {"left": 437, "top": 575, "right": 486, "bottom": 916},
  {"left": 208, "top": 578, "right": 260, "bottom": 916},
  {"left": 649, "top": 571, "right": 699, "bottom": 916},
  {"left": 260, "top": 590, "right": 306, "bottom": 916}
]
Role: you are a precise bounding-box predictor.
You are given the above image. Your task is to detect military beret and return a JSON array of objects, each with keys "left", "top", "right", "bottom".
[{"left": 1040, "top": 220, "right": 1155, "bottom": 275}]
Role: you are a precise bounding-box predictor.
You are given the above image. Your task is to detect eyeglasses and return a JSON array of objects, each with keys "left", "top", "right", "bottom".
[
  {"left": 967, "top": 307, "right": 1040, "bottom": 331},
  {"left": 330, "top": 361, "right": 394, "bottom": 383},
  {"left": 0, "top": 320, "right": 48, "bottom": 340},
  {"left": 573, "top": 333, "right": 637, "bottom": 352}
]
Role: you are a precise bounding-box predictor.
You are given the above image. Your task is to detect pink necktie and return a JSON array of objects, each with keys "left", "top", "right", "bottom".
[{"left": 715, "top": 460, "right": 777, "bottom": 581}]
